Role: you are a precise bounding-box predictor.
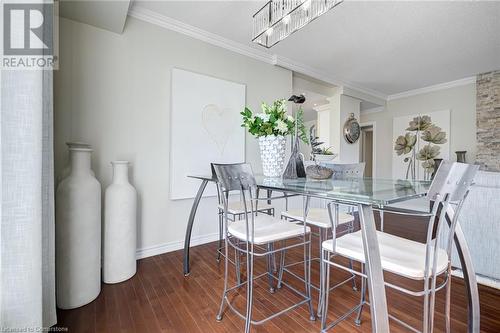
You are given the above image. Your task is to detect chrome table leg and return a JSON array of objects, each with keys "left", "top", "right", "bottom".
[
  {"left": 358, "top": 204, "right": 390, "bottom": 332},
  {"left": 303, "top": 196, "right": 316, "bottom": 321},
  {"left": 183, "top": 179, "right": 209, "bottom": 276}
]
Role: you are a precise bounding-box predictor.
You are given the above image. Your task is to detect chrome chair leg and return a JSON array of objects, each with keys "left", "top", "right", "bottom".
[
  {"left": 267, "top": 243, "right": 275, "bottom": 293},
  {"left": 355, "top": 264, "right": 366, "bottom": 326},
  {"left": 321, "top": 249, "right": 331, "bottom": 332},
  {"left": 272, "top": 245, "right": 277, "bottom": 273},
  {"left": 277, "top": 240, "right": 285, "bottom": 289},
  {"left": 244, "top": 245, "right": 254, "bottom": 333},
  {"left": 304, "top": 232, "right": 316, "bottom": 321},
  {"left": 445, "top": 267, "right": 452, "bottom": 333},
  {"left": 348, "top": 259, "right": 358, "bottom": 291},
  {"left": 423, "top": 276, "right": 431, "bottom": 333},
  {"left": 216, "top": 237, "right": 229, "bottom": 321},
  {"left": 347, "top": 220, "right": 358, "bottom": 291},
  {"left": 429, "top": 269, "right": 440, "bottom": 333},
  {"left": 235, "top": 239, "right": 241, "bottom": 285},
  {"left": 216, "top": 211, "right": 223, "bottom": 262}
]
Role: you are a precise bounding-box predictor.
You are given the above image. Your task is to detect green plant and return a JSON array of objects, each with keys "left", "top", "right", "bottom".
[
  {"left": 295, "top": 107, "right": 309, "bottom": 144},
  {"left": 241, "top": 99, "right": 308, "bottom": 144},
  {"left": 309, "top": 125, "right": 324, "bottom": 155},
  {"left": 318, "top": 146, "right": 334, "bottom": 155}
]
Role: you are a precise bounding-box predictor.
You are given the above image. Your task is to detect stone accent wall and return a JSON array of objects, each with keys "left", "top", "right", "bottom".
[{"left": 476, "top": 70, "right": 500, "bottom": 172}]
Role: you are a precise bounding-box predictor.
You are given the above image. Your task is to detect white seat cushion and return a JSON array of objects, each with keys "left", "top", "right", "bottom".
[
  {"left": 228, "top": 214, "right": 310, "bottom": 245},
  {"left": 322, "top": 231, "right": 449, "bottom": 279},
  {"left": 281, "top": 208, "right": 354, "bottom": 229},
  {"left": 218, "top": 201, "right": 274, "bottom": 215}
]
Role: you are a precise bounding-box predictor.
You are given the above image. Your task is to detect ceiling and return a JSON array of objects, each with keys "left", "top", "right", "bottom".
[
  {"left": 61, "top": 0, "right": 131, "bottom": 34},
  {"left": 132, "top": 0, "right": 500, "bottom": 96}
]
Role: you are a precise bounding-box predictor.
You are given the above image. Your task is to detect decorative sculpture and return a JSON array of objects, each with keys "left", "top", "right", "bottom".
[{"left": 283, "top": 94, "right": 308, "bottom": 179}]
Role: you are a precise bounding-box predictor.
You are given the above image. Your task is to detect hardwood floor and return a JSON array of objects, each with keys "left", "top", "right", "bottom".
[{"left": 56, "top": 236, "right": 500, "bottom": 332}]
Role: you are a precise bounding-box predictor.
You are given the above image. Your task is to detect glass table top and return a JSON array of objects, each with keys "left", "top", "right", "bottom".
[{"left": 189, "top": 175, "right": 431, "bottom": 207}]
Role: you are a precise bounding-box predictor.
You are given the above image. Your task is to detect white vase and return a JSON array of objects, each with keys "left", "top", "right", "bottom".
[
  {"left": 57, "top": 142, "right": 94, "bottom": 185},
  {"left": 258, "top": 135, "right": 287, "bottom": 177},
  {"left": 103, "top": 161, "right": 137, "bottom": 284},
  {"left": 56, "top": 147, "right": 101, "bottom": 309}
]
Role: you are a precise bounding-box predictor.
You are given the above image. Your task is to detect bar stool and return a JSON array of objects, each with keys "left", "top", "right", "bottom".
[
  {"left": 213, "top": 163, "right": 315, "bottom": 333},
  {"left": 279, "top": 162, "right": 365, "bottom": 315},
  {"left": 215, "top": 189, "right": 275, "bottom": 262},
  {"left": 320, "top": 161, "right": 478, "bottom": 333},
  {"left": 213, "top": 162, "right": 275, "bottom": 264}
]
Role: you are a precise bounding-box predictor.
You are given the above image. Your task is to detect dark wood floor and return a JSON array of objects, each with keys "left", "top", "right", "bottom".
[{"left": 56, "top": 236, "right": 500, "bottom": 333}]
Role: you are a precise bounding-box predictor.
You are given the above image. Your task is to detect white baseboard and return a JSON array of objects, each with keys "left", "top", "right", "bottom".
[
  {"left": 452, "top": 268, "right": 500, "bottom": 290},
  {"left": 135, "top": 232, "right": 220, "bottom": 260}
]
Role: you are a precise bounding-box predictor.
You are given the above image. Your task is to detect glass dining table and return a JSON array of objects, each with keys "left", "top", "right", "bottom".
[{"left": 182, "top": 174, "right": 480, "bottom": 333}]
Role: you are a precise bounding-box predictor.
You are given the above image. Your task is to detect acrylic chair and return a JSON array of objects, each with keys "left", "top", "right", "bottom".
[
  {"left": 320, "top": 161, "right": 478, "bottom": 333},
  {"left": 213, "top": 163, "right": 315, "bottom": 333},
  {"left": 279, "top": 162, "right": 365, "bottom": 315}
]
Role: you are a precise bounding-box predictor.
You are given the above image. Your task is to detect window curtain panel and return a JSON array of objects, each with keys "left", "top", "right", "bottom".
[{"left": 0, "top": 68, "right": 57, "bottom": 328}]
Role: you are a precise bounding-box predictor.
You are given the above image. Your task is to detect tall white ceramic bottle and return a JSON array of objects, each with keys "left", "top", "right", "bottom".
[
  {"left": 56, "top": 147, "right": 101, "bottom": 309},
  {"left": 103, "top": 161, "right": 137, "bottom": 284},
  {"left": 57, "top": 142, "right": 94, "bottom": 185}
]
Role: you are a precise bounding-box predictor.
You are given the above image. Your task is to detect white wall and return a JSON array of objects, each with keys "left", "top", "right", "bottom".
[
  {"left": 54, "top": 17, "right": 292, "bottom": 257},
  {"left": 361, "top": 83, "right": 476, "bottom": 178},
  {"left": 316, "top": 105, "right": 330, "bottom": 148},
  {"left": 338, "top": 95, "right": 361, "bottom": 163},
  {"left": 327, "top": 93, "right": 361, "bottom": 163}
]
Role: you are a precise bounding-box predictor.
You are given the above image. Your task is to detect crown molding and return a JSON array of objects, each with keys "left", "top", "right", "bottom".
[
  {"left": 128, "top": 6, "right": 274, "bottom": 65},
  {"left": 128, "top": 5, "right": 390, "bottom": 103},
  {"left": 361, "top": 106, "right": 385, "bottom": 115},
  {"left": 387, "top": 76, "right": 476, "bottom": 101},
  {"left": 129, "top": 6, "right": 476, "bottom": 105},
  {"left": 273, "top": 55, "right": 388, "bottom": 101},
  {"left": 313, "top": 103, "right": 331, "bottom": 112}
]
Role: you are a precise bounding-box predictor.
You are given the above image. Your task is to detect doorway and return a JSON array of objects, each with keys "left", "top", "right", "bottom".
[{"left": 360, "top": 125, "right": 374, "bottom": 177}]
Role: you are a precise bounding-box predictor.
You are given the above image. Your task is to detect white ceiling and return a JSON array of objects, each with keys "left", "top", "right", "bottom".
[
  {"left": 132, "top": 0, "right": 500, "bottom": 96},
  {"left": 61, "top": 0, "right": 131, "bottom": 34}
]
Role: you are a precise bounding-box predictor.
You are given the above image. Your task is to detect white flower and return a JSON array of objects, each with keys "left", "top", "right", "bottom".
[
  {"left": 276, "top": 99, "right": 287, "bottom": 112},
  {"left": 287, "top": 115, "right": 294, "bottom": 122},
  {"left": 256, "top": 113, "right": 270, "bottom": 122},
  {"left": 276, "top": 119, "right": 288, "bottom": 133}
]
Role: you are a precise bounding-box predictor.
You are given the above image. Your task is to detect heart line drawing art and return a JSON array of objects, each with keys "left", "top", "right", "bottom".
[{"left": 201, "top": 104, "right": 237, "bottom": 157}]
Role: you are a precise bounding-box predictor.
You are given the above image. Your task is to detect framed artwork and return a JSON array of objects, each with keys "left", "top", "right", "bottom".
[
  {"left": 392, "top": 109, "right": 450, "bottom": 180},
  {"left": 170, "top": 68, "right": 246, "bottom": 200}
]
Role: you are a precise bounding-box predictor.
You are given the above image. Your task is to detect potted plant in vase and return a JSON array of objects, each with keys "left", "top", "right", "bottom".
[
  {"left": 241, "top": 99, "right": 307, "bottom": 177},
  {"left": 309, "top": 125, "right": 337, "bottom": 162},
  {"left": 314, "top": 147, "right": 337, "bottom": 162}
]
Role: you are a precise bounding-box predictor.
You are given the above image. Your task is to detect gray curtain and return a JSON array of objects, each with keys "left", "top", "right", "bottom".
[{"left": 0, "top": 68, "right": 57, "bottom": 328}]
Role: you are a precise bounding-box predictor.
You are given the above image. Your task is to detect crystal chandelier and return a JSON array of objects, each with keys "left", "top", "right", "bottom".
[{"left": 252, "top": 0, "right": 343, "bottom": 48}]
